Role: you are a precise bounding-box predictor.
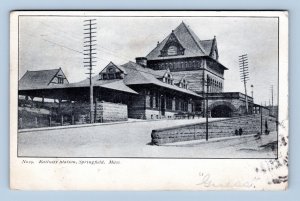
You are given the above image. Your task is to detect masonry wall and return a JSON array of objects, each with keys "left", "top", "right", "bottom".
[
  {"left": 145, "top": 109, "right": 177, "bottom": 120},
  {"left": 145, "top": 109, "right": 160, "bottom": 119},
  {"left": 171, "top": 70, "right": 204, "bottom": 93},
  {"left": 72, "top": 101, "right": 128, "bottom": 123},
  {"left": 147, "top": 57, "right": 225, "bottom": 94},
  {"left": 207, "top": 93, "right": 254, "bottom": 117},
  {"left": 95, "top": 101, "right": 127, "bottom": 122},
  {"left": 151, "top": 114, "right": 277, "bottom": 145}
]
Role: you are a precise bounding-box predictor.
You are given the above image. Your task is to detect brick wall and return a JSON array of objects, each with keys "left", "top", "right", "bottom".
[
  {"left": 151, "top": 114, "right": 277, "bottom": 145},
  {"left": 172, "top": 70, "right": 205, "bottom": 93}
]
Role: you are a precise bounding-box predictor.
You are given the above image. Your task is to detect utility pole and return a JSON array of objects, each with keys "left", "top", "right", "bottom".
[
  {"left": 202, "top": 66, "right": 205, "bottom": 118},
  {"left": 205, "top": 76, "right": 211, "bottom": 141},
  {"left": 271, "top": 85, "right": 274, "bottom": 116},
  {"left": 83, "top": 19, "right": 97, "bottom": 123},
  {"left": 271, "top": 85, "right": 274, "bottom": 107},
  {"left": 239, "top": 54, "right": 250, "bottom": 114}
]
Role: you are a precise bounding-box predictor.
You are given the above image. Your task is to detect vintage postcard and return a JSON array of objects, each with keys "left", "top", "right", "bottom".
[{"left": 10, "top": 11, "right": 288, "bottom": 190}]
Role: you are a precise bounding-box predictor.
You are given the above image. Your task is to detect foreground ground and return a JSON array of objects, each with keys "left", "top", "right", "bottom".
[{"left": 18, "top": 118, "right": 277, "bottom": 158}]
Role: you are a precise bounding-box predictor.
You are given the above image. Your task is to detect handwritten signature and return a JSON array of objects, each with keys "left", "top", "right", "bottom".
[{"left": 196, "top": 172, "right": 255, "bottom": 188}]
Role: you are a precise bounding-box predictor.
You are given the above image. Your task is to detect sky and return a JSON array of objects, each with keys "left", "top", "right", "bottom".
[{"left": 19, "top": 15, "right": 278, "bottom": 105}]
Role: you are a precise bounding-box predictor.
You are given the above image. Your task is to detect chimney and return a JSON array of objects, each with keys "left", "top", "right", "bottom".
[{"left": 135, "top": 57, "right": 147, "bottom": 67}]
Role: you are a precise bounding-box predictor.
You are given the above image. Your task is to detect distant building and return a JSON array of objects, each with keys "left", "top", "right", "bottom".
[{"left": 19, "top": 68, "right": 69, "bottom": 90}]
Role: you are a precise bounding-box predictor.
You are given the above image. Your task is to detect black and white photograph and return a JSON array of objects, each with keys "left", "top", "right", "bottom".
[{"left": 10, "top": 11, "right": 288, "bottom": 190}]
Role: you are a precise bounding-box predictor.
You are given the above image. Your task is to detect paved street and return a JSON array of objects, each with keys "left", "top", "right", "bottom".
[{"left": 18, "top": 118, "right": 277, "bottom": 158}]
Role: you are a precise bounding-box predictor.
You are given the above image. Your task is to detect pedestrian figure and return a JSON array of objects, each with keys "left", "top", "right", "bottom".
[
  {"left": 239, "top": 128, "right": 243, "bottom": 136},
  {"left": 235, "top": 129, "right": 239, "bottom": 136},
  {"left": 265, "top": 119, "right": 270, "bottom": 135}
]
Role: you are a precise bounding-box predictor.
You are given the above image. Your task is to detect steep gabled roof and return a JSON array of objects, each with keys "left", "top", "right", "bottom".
[
  {"left": 146, "top": 22, "right": 210, "bottom": 60},
  {"left": 73, "top": 72, "right": 138, "bottom": 94},
  {"left": 19, "top": 68, "right": 61, "bottom": 90},
  {"left": 100, "top": 61, "right": 127, "bottom": 74},
  {"left": 172, "top": 74, "right": 187, "bottom": 84},
  {"left": 121, "top": 61, "right": 201, "bottom": 97},
  {"left": 199, "top": 39, "right": 214, "bottom": 55}
]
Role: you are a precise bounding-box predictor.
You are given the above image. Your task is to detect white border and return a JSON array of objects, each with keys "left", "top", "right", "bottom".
[{"left": 10, "top": 11, "right": 288, "bottom": 190}]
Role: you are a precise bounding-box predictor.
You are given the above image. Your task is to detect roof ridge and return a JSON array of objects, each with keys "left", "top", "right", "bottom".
[
  {"left": 27, "top": 68, "right": 60, "bottom": 72},
  {"left": 122, "top": 61, "right": 153, "bottom": 82},
  {"left": 180, "top": 22, "right": 207, "bottom": 55},
  {"left": 145, "top": 33, "right": 171, "bottom": 58},
  {"left": 123, "top": 62, "right": 199, "bottom": 95}
]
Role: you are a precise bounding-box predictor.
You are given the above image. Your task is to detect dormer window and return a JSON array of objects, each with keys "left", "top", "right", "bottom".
[
  {"left": 179, "top": 79, "right": 188, "bottom": 89},
  {"left": 162, "top": 73, "right": 174, "bottom": 85},
  {"left": 99, "top": 62, "right": 126, "bottom": 80},
  {"left": 159, "top": 32, "right": 185, "bottom": 57}
]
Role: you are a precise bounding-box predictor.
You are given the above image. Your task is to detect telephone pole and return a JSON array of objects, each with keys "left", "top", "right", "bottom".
[
  {"left": 239, "top": 54, "right": 250, "bottom": 114},
  {"left": 271, "top": 85, "right": 274, "bottom": 107},
  {"left": 205, "top": 76, "right": 211, "bottom": 141},
  {"left": 271, "top": 85, "right": 274, "bottom": 116},
  {"left": 83, "top": 19, "right": 97, "bottom": 123}
]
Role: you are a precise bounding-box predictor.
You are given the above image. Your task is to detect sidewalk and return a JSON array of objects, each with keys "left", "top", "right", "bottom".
[
  {"left": 18, "top": 117, "right": 225, "bottom": 133},
  {"left": 163, "top": 131, "right": 277, "bottom": 153},
  {"left": 163, "top": 134, "right": 256, "bottom": 146}
]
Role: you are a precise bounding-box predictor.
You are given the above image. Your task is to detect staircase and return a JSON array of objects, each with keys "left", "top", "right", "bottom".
[{"left": 151, "top": 114, "right": 277, "bottom": 145}]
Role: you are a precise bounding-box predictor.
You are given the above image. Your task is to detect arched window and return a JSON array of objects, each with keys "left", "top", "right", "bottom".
[
  {"left": 167, "top": 45, "right": 177, "bottom": 56},
  {"left": 193, "top": 61, "right": 196, "bottom": 68},
  {"left": 108, "top": 67, "right": 114, "bottom": 73}
]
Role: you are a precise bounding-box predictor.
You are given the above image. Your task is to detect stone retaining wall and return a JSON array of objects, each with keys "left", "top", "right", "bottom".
[
  {"left": 151, "top": 114, "right": 277, "bottom": 145},
  {"left": 96, "top": 101, "right": 128, "bottom": 122}
]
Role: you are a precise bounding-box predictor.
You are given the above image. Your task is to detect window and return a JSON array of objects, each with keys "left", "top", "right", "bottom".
[
  {"left": 167, "top": 45, "right": 177, "bottom": 56},
  {"left": 192, "top": 61, "right": 196, "bottom": 68},
  {"left": 163, "top": 73, "right": 174, "bottom": 85},
  {"left": 108, "top": 73, "right": 115, "bottom": 79},
  {"left": 108, "top": 67, "right": 114, "bottom": 73},
  {"left": 100, "top": 71, "right": 124, "bottom": 80},
  {"left": 166, "top": 96, "right": 173, "bottom": 110},
  {"left": 57, "top": 76, "right": 64, "bottom": 84},
  {"left": 116, "top": 72, "right": 122, "bottom": 79},
  {"left": 150, "top": 91, "right": 153, "bottom": 108},
  {"left": 180, "top": 101, "right": 184, "bottom": 111},
  {"left": 155, "top": 92, "right": 159, "bottom": 108},
  {"left": 175, "top": 99, "right": 180, "bottom": 111}
]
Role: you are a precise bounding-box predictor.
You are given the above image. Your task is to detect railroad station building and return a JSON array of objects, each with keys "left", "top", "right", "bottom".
[{"left": 18, "top": 21, "right": 254, "bottom": 127}]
